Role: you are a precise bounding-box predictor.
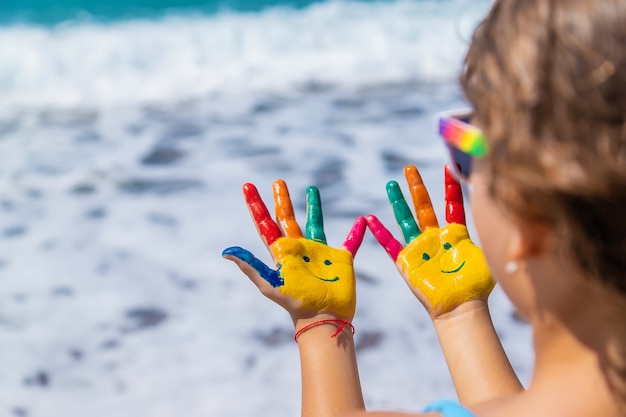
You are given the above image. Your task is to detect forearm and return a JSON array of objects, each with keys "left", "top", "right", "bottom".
[
  {"left": 296, "top": 317, "right": 365, "bottom": 417},
  {"left": 432, "top": 300, "right": 523, "bottom": 405}
]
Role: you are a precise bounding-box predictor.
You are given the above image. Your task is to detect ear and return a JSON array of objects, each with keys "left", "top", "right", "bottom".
[{"left": 508, "top": 219, "right": 551, "bottom": 261}]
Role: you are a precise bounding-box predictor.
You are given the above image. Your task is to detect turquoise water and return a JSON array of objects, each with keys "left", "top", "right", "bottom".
[
  {"left": 1, "top": 0, "right": 370, "bottom": 24},
  {"left": 1, "top": 0, "right": 489, "bottom": 110}
]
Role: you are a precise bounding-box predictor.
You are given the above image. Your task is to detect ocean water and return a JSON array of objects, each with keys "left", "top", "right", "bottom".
[
  {"left": 2, "top": 0, "right": 332, "bottom": 24},
  {"left": 0, "top": 1, "right": 533, "bottom": 416}
]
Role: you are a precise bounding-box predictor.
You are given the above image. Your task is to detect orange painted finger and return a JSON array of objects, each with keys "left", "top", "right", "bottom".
[
  {"left": 404, "top": 165, "right": 439, "bottom": 230},
  {"left": 243, "top": 183, "right": 283, "bottom": 246},
  {"left": 272, "top": 179, "right": 303, "bottom": 238}
]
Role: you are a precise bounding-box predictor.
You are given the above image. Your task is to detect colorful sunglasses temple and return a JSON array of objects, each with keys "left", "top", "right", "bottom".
[{"left": 438, "top": 117, "right": 488, "bottom": 157}]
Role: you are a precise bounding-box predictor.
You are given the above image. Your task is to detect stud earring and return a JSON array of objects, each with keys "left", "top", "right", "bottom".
[{"left": 505, "top": 261, "right": 519, "bottom": 275}]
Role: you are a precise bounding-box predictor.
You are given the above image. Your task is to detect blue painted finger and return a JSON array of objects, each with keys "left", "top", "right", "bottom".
[{"left": 222, "top": 246, "right": 284, "bottom": 288}]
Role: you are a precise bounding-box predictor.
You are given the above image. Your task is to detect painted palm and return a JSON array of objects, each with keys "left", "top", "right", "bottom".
[
  {"left": 222, "top": 180, "right": 366, "bottom": 320},
  {"left": 367, "top": 165, "right": 494, "bottom": 316}
]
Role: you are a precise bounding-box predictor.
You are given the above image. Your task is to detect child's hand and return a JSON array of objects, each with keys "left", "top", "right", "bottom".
[
  {"left": 366, "top": 165, "right": 494, "bottom": 317},
  {"left": 222, "top": 180, "right": 366, "bottom": 321}
]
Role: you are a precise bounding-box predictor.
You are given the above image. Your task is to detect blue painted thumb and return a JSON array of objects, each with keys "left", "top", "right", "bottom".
[{"left": 222, "top": 246, "right": 284, "bottom": 288}]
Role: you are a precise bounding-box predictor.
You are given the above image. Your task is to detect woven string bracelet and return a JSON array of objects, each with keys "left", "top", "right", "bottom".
[{"left": 294, "top": 319, "right": 355, "bottom": 343}]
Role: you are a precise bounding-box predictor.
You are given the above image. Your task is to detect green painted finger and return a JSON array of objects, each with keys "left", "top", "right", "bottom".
[
  {"left": 386, "top": 180, "right": 420, "bottom": 243},
  {"left": 305, "top": 186, "right": 327, "bottom": 244}
]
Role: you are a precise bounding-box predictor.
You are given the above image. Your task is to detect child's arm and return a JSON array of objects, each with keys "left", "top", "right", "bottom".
[
  {"left": 222, "top": 180, "right": 367, "bottom": 417},
  {"left": 366, "top": 165, "right": 523, "bottom": 405},
  {"left": 432, "top": 300, "right": 522, "bottom": 404},
  {"left": 296, "top": 315, "right": 364, "bottom": 417}
]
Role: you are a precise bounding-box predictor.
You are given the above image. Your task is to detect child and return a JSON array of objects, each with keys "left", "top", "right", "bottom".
[{"left": 222, "top": 0, "right": 626, "bottom": 416}]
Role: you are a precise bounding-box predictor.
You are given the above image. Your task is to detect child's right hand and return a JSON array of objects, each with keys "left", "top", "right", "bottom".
[
  {"left": 222, "top": 180, "right": 367, "bottom": 323},
  {"left": 366, "top": 165, "right": 495, "bottom": 318}
]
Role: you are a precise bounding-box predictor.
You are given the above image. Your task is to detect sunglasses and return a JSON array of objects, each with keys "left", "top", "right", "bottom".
[{"left": 436, "top": 109, "right": 488, "bottom": 181}]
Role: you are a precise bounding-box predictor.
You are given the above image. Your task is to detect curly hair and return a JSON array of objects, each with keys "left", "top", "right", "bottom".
[{"left": 460, "top": 0, "right": 626, "bottom": 294}]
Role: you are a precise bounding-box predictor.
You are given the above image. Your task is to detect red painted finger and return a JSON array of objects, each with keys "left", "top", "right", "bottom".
[
  {"left": 444, "top": 165, "right": 466, "bottom": 225},
  {"left": 342, "top": 216, "right": 367, "bottom": 257},
  {"left": 365, "top": 215, "right": 403, "bottom": 261},
  {"left": 272, "top": 179, "right": 303, "bottom": 238},
  {"left": 404, "top": 165, "right": 439, "bottom": 230},
  {"left": 243, "top": 183, "right": 283, "bottom": 247}
]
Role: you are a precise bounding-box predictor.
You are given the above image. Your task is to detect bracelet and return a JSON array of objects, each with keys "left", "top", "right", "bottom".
[{"left": 294, "top": 319, "right": 355, "bottom": 343}]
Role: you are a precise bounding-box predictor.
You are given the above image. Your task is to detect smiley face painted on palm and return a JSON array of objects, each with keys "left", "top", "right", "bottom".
[
  {"left": 222, "top": 180, "right": 366, "bottom": 320},
  {"left": 396, "top": 224, "right": 491, "bottom": 314},
  {"left": 366, "top": 165, "right": 494, "bottom": 316},
  {"left": 270, "top": 237, "right": 356, "bottom": 318}
]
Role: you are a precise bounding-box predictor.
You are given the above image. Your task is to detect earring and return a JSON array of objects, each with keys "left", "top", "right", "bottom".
[{"left": 505, "top": 261, "right": 519, "bottom": 275}]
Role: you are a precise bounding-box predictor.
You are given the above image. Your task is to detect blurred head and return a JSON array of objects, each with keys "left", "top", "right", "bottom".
[{"left": 461, "top": 0, "right": 626, "bottom": 296}]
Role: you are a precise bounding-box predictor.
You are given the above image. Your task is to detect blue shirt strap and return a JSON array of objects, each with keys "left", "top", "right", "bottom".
[{"left": 422, "top": 399, "right": 476, "bottom": 417}]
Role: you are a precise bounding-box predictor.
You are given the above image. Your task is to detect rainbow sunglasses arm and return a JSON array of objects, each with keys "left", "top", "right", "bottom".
[{"left": 437, "top": 109, "right": 488, "bottom": 158}]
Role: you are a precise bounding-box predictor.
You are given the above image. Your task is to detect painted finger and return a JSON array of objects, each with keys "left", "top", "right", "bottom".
[
  {"left": 305, "top": 186, "right": 328, "bottom": 244},
  {"left": 243, "top": 183, "right": 283, "bottom": 247},
  {"left": 342, "top": 216, "right": 367, "bottom": 257},
  {"left": 365, "top": 215, "right": 403, "bottom": 261},
  {"left": 273, "top": 179, "right": 303, "bottom": 238},
  {"left": 404, "top": 165, "right": 439, "bottom": 230},
  {"left": 222, "top": 246, "right": 284, "bottom": 288},
  {"left": 444, "top": 165, "right": 466, "bottom": 225},
  {"left": 386, "top": 180, "right": 420, "bottom": 243}
]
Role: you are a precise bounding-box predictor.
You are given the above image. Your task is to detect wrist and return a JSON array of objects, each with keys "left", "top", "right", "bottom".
[
  {"left": 293, "top": 314, "right": 355, "bottom": 344},
  {"left": 292, "top": 312, "right": 351, "bottom": 328},
  {"left": 431, "top": 298, "right": 490, "bottom": 325}
]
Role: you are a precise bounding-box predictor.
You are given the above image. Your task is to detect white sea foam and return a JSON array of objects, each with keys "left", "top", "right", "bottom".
[
  {"left": 0, "top": 0, "right": 490, "bottom": 110},
  {"left": 0, "top": 86, "right": 533, "bottom": 417}
]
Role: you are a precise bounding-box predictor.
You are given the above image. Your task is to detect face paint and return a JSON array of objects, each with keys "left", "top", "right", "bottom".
[
  {"left": 224, "top": 180, "right": 366, "bottom": 321},
  {"left": 396, "top": 224, "right": 494, "bottom": 314},
  {"left": 270, "top": 237, "right": 356, "bottom": 318},
  {"left": 367, "top": 164, "right": 494, "bottom": 316}
]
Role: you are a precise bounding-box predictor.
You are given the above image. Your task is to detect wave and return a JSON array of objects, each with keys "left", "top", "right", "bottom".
[
  {"left": 0, "top": 0, "right": 490, "bottom": 110},
  {"left": 0, "top": 0, "right": 327, "bottom": 25}
]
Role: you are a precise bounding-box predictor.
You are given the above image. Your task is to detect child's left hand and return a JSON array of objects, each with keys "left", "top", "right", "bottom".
[
  {"left": 222, "top": 180, "right": 367, "bottom": 322},
  {"left": 366, "top": 165, "right": 495, "bottom": 318}
]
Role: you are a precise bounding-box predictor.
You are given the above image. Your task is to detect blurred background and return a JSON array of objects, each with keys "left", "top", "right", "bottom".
[{"left": 0, "top": 1, "right": 532, "bottom": 416}]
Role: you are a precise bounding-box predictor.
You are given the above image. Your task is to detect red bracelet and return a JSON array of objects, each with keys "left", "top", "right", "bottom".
[{"left": 294, "top": 319, "right": 355, "bottom": 343}]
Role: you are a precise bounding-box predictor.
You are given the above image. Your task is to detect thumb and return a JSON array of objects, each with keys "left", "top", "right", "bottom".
[{"left": 222, "top": 246, "right": 284, "bottom": 288}]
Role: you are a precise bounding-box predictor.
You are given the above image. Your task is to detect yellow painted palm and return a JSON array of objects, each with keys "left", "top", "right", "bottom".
[{"left": 367, "top": 165, "right": 494, "bottom": 317}]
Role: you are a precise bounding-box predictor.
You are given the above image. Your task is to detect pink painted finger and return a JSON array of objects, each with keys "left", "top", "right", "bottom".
[
  {"left": 243, "top": 183, "right": 283, "bottom": 247},
  {"left": 444, "top": 165, "right": 466, "bottom": 225},
  {"left": 404, "top": 165, "right": 439, "bottom": 230},
  {"left": 272, "top": 179, "right": 303, "bottom": 238},
  {"left": 365, "top": 215, "right": 403, "bottom": 261},
  {"left": 342, "top": 216, "right": 367, "bottom": 257}
]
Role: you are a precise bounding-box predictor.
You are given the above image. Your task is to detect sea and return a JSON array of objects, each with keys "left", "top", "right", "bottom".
[{"left": 0, "top": 0, "right": 533, "bottom": 416}]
